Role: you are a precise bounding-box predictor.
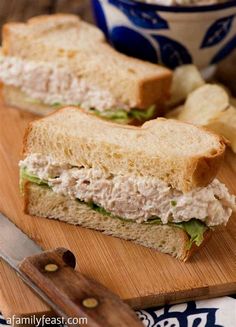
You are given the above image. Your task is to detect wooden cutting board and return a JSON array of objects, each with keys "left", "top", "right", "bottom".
[{"left": 0, "top": 99, "right": 236, "bottom": 320}]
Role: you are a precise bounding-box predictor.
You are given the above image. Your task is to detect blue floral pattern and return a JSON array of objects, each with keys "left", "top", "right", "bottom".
[
  {"left": 111, "top": 26, "right": 158, "bottom": 63},
  {"left": 93, "top": 0, "right": 236, "bottom": 68},
  {"left": 211, "top": 35, "right": 236, "bottom": 64},
  {"left": 201, "top": 15, "right": 235, "bottom": 48},
  {"left": 152, "top": 34, "right": 192, "bottom": 69},
  {"left": 92, "top": 0, "right": 109, "bottom": 39},
  {"left": 0, "top": 313, "right": 7, "bottom": 327},
  {"left": 110, "top": 25, "right": 192, "bottom": 68},
  {"left": 137, "top": 302, "right": 223, "bottom": 327},
  {"left": 108, "top": 0, "right": 169, "bottom": 29}
]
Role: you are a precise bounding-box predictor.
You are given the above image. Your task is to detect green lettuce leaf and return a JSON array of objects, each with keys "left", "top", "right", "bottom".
[
  {"left": 143, "top": 217, "right": 208, "bottom": 247},
  {"left": 143, "top": 217, "right": 162, "bottom": 225},
  {"left": 20, "top": 168, "right": 48, "bottom": 192},
  {"left": 24, "top": 96, "right": 156, "bottom": 124},
  {"left": 51, "top": 102, "right": 63, "bottom": 108},
  {"left": 89, "top": 105, "right": 156, "bottom": 124},
  {"left": 81, "top": 202, "right": 208, "bottom": 246},
  {"left": 129, "top": 105, "right": 156, "bottom": 121},
  {"left": 21, "top": 169, "right": 208, "bottom": 247},
  {"left": 25, "top": 97, "right": 42, "bottom": 105},
  {"left": 89, "top": 108, "right": 131, "bottom": 124},
  {"left": 176, "top": 219, "right": 208, "bottom": 247}
]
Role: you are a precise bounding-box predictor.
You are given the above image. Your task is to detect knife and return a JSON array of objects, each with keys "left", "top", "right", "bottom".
[{"left": 0, "top": 212, "right": 143, "bottom": 327}]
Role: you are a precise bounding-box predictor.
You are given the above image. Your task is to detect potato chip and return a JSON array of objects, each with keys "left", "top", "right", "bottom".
[
  {"left": 206, "top": 107, "right": 236, "bottom": 153},
  {"left": 165, "top": 82, "right": 236, "bottom": 153},
  {"left": 167, "top": 65, "right": 205, "bottom": 107},
  {"left": 179, "top": 84, "right": 229, "bottom": 125}
]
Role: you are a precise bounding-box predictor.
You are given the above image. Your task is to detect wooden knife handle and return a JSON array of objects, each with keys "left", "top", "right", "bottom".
[{"left": 19, "top": 247, "right": 143, "bottom": 327}]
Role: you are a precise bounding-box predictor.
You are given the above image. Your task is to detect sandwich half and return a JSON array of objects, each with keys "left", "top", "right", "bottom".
[
  {"left": 20, "top": 108, "right": 236, "bottom": 260},
  {"left": 0, "top": 14, "right": 172, "bottom": 123}
]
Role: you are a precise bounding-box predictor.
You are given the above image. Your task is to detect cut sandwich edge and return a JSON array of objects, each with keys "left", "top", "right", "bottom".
[
  {"left": 21, "top": 106, "right": 226, "bottom": 193},
  {"left": 23, "top": 182, "right": 212, "bottom": 261},
  {"left": 2, "top": 85, "right": 158, "bottom": 124},
  {"left": 2, "top": 85, "right": 57, "bottom": 116},
  {"left": 1, "top": 14, "right": 172, "bottom": 111}
]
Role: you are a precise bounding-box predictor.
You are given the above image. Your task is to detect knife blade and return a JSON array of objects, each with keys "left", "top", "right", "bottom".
[
  {"left": 0, "top": 212, "right": 67, "bottom": 318},
  {"left": 0, "top": 212, "right": 143, "bottom": 327}
]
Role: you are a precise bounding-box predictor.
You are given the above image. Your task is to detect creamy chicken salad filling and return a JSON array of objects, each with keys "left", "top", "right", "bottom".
[
  {"left": 20, "top": 154, "right": 236, "bottom": 227},
  {"left": 0, "top": 54, "right": 130, "bottom": 113}
]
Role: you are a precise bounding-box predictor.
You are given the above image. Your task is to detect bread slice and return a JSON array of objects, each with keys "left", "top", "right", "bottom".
[
  {"left": 2, "top": 85, "right": 58, "bottom": 116},
  {"left": 24, "top": 182, "right": 211, "bottom": 261},
  {"left": 2, "top": 14, "right": 172, "bottom": 111},
  {"left": 167, "top": 65, "right": 205, "bottom": 108},
  {"left": 1, "top": 85, "right": 161, "bottom": 124},
  {"left": 23, "top": 107, "right": 226, "bottom": 192}
]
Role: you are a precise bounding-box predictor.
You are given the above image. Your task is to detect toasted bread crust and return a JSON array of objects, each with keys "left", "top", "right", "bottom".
[
  {"left": 2, "top": 14, "right": 80, "bottom": 52},
  {"left": 192, "top": 149, "right": 225, "bottom": 189},
  {"left": 183, "top": 229, "right": 212, "bottom": 261}
]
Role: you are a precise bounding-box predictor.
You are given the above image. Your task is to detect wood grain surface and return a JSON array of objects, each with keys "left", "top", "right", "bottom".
[
  {"left": 19, "top": 248, "right": 143, "bottom": 327},
  {"left": 0, "top": 100, "right": 236, "bottom": 321}
]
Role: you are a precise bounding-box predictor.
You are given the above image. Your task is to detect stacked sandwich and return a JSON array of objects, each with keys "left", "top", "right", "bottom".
[
  {"left": 0, "top": 14, "right": 171, "bottom": 123},
  {"left": 19, "top": 108, "right": 236, "bottom": 260}
]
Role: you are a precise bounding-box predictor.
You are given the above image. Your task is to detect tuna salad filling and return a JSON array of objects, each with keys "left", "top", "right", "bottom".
[
  {"left": 20, "top": 154, "right": 236, "bottom": 228},
  {"left": 0, "top": 54, "right": 155, "bottom": 123}
]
